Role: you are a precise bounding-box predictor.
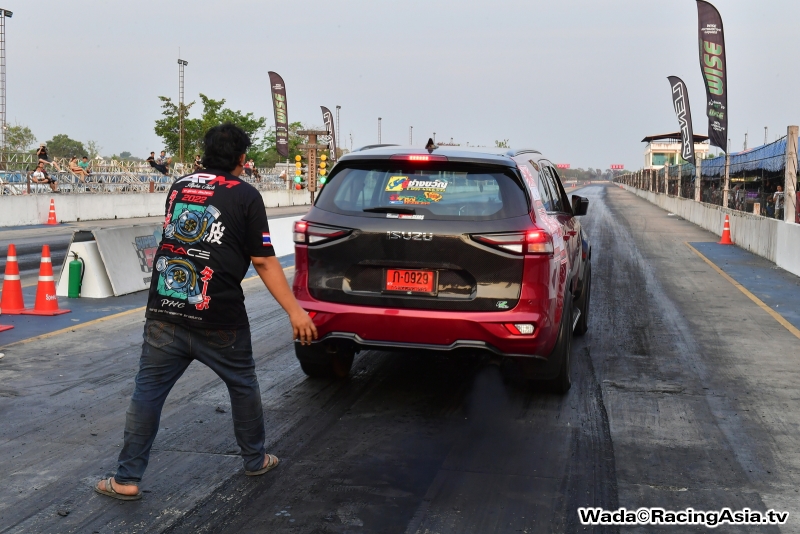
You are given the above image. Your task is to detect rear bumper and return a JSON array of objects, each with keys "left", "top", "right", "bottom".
[{"left": 296, "top": 296, "right": 558, "bottom": 359}]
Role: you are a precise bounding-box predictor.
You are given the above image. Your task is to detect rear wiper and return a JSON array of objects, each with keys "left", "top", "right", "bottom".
[{"left": 363, "top": 206, "right": 417, "bottom": 215}]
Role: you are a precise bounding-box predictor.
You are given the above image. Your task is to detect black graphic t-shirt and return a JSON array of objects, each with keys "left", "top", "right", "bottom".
[{"left": 145, "top": 169, "right": 275, "bottom": 329}]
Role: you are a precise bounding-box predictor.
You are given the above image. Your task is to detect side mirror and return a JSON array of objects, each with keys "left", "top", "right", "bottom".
[{"left": 571, "top": 195, "right": 589, "bottom": 216}]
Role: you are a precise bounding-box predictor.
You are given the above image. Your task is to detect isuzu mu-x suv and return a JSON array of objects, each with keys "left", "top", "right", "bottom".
[{"left": 292, "top": 144, "right": 591, "bottom": 393}]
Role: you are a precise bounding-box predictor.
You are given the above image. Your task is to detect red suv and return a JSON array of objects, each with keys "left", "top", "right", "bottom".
[{"left": 292, "top": 145, "right": 590, "bottom": 392}]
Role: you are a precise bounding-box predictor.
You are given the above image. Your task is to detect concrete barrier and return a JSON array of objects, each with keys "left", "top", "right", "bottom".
[
  {"left": 620, "top": 184, "right": 800, "bottom": 277},
  {"left": 0, "top": 189, "right": 310, "bottom": 227}
]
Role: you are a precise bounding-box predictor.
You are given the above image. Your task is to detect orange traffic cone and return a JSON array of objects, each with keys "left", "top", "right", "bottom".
[
  {"left": 0, "top": 305, "right": 13, "bottom": 332},
  {"left": 0, "top": 244, "right": 30, "bottom": 314},
  {"left": 718, "top": 214, "right": 734, "bottom": 245},
  {"left": 23, "top": 245, "right": 70, "bottom": 316},
  {"left": 46, "top": 199, "right": 58, "bottom": 225}
]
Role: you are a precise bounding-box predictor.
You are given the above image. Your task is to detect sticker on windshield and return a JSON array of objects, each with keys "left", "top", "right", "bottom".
[
  {"left": 386, "top": 213, "right": 424, "bottom": 220},
  {"left": 386, "top": 176, "right": 409, "bottom": 192},
  {"left": 388, "top": 193, "right": 430, "bottom": 205},
  {"left": 385, "top": 176, "right": 448, "bottom": 193}
]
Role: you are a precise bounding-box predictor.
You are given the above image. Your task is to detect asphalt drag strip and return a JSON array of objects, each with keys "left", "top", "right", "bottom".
[{"left": 2, "top": 185, "right": 800, "bottom": 533}]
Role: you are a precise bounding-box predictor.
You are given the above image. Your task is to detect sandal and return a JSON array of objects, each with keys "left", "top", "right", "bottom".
[
  {"left": 245, "top": 454, "right": 280, "bottom": 476},
  {"left": 94, "top": 477, "right": 142, "bottom": 501}
]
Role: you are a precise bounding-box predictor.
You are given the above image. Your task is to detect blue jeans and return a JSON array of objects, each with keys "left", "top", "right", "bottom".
[{"left": 114, "top": 319, "right": 265, "bottom": 485}]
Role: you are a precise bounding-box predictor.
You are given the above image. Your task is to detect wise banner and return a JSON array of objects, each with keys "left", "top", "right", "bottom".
[
  {"left": 667, "top": 76, "right": 696, "bottom": 165},
  {"left": 320, "top": 106, "right": 337, "bottom": 161},
  {"left": 269, "top": 71, "right": 289, "bottom": 158},
  {"left": 697, "top": 0, "right": 727, "bottom": 152}
]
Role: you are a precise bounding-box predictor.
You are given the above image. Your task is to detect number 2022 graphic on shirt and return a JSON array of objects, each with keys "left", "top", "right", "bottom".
[
  {"left": 164, "top": 202, "right": 225, "bottom": 245},
  {"left": 155, "top": 256, "right": 214, "bottom": 310}
]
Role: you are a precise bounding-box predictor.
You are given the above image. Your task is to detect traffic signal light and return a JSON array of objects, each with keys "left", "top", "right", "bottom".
[
  {"left": 294, "top": 154, "right": 304, "bottom": 184},
  {"left": 318, "top": 154, "right": 328, "bottom": 186}
]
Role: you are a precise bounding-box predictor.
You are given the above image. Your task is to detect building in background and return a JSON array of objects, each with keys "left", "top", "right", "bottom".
[{"left": 642, "top": 132, "right": 710, "bottom": 169}]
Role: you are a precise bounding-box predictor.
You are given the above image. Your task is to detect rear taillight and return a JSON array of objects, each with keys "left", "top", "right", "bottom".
[
  {"left": 389, "top": 154, "right": 448, "bottom": 162},
  {"left": 293, "top": 221, "right": 308, "bottom": 243},
  {"left": 471, "top": 229, "right": 553, "bottom": 255},
  {"left": 293, "top": 221, "right": 351, "bottom": 245},
  {"left": 525, "top": 230, "right": 553, "bottom": 254}
]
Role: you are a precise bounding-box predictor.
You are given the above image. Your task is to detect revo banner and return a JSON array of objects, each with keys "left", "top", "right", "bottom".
[
  {"left": 556, "top": 163, "right": 570, "bottom": 169},
  {"left": 268, "top": 71, "right": 289, "bottom": 158},
  {"left": 610, "top": 164, "right": 625, "bottom": 170},
  {"left": 667, "top": 76, "right": 696, "bottom": 165},
  {"left": 697, "top": 0, "right": 727, "bottom": 152},
  {"left": 321, "top": 106, "right": 337, "bottom": 161}
]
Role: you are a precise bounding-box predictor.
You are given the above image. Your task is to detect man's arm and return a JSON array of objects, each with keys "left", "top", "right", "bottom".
[{"left": 251, "top": 255, "right": 318, "bottom": 345}]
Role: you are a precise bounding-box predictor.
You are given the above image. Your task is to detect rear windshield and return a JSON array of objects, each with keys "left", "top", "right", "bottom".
[{"left": 315, "top": 162, "right": 529, "bottom": 220}]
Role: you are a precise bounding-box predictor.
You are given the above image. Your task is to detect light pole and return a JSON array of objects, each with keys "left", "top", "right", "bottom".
[
  {"left": 409, "top": 126, "right": 413, "bottom": 145},
  {"left": 0, "top": 8, "right": 12, "bottom": 153},
  {"left": 335, "top": 105, "right": 341, "bottom": 153},
  {"left": 764, "top": 127, "right": 768, "bottom": 146},
  {"left": 378, "top": 117, "right": 382, "bottom": 143},
  {"left": 178, "top": 58, "right": 188, "bottom": 164},
  {"left": 433, "top": 132, "right": 436, "bottom": 143}
]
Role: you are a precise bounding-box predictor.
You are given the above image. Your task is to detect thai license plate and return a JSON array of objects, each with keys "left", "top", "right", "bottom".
[{"left": 385, "top": 269, "right": 436, "bottom": 294}]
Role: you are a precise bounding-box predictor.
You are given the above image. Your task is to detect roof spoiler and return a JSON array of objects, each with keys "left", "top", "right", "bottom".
[{"left": 351, "top": 144, "right": 400, "bottom": 153}]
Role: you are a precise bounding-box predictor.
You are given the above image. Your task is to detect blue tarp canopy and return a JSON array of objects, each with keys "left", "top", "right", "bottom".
[{"left": 701, "top": 138, "right": 786, "bottom": 177}]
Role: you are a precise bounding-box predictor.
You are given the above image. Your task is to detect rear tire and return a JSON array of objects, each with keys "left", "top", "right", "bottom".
[
  {"left": 548, "top": 291, "right": 574, "bottom": 394},
  {"left": 574, "top": 262, "right": 591, "bottom": 336},
  {"left": 295, "top": 343, "right": 354, "bottom": 378}
]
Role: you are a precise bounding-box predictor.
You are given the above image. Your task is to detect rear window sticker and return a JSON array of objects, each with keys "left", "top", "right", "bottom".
[
  {"left": 386, "top": 176, "right": 409, "bottom": 192},
  {"left": 406, "top": 179, "right": 448, "bottom": 192},
  {"left": 385, "top": 176, "right": 448, "bottom": 193},
  {"left": 386, "top": 213, "right": 425, "bottom": 220},
  {"left": 388, "top": 193, "right": 431, "bottom": 205},
  {"left": 423, "top": 192, "right": 443, "bottom": 202}
]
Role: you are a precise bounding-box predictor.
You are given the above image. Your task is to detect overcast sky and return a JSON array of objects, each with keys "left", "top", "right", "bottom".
[{"left": 7, "top": 0, "right": 799, "bottom": 169}]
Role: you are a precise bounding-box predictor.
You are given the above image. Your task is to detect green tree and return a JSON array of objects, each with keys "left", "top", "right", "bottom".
[
  {"left": 249, "top": 121, "right": 312, "bottom": 168},
  {"left": 494, "top": 139, "right": 510, "bottom": 148},
  {"left": 45, "top": 134, "right": 87, "bottom": 158},
  {"left": 154, "top": 94, "right": 267, "bottom": 163},
  {"left": 119, "top": 151, "right": 132, "bottom": 159},
  {"left": 6, "top": 124, "right": 37, "bottom": 152},
  {"left": 86, "top": 140, "right": 102, "bottom": 159}
]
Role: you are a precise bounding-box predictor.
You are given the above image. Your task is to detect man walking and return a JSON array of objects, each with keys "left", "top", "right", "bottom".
[
  {"left": 773, "top": 185, "right": 785, "bottom": 220},
  {"left": 95, "top": 124, "right": 317, "bottom": 500}
]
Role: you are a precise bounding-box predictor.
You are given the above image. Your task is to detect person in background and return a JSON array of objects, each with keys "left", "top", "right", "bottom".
[
  {"left": 36, "top": 143, "right": 62, "bottom": 171},
  {"left": 29, "top": 162, "right": 58, "bottom": 192},
  {"left": 243, "top": 158, "right": 254, "bottom": 178},
  {"left": 78, "top": 156, "right": 92, "bottom": 175},
  {"left": 194, "top": 154, "right": 203, "bottom": 171},
  {"left": 68, "top": 156, "right": 89, "bottom": 183},
  {"left": 773, "top": 185, "right": 784, "bottom": 220},
  {"left": 156, "top": 151, "right": 172, "bottom": 175},
  {"left": 147, "top": 151, "right": 169, "bottom": 175}
]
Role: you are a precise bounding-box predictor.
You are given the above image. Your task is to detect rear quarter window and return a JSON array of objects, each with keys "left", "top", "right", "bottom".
[{"left": 316, "top": 162, "right": 529, "bottom": 221}]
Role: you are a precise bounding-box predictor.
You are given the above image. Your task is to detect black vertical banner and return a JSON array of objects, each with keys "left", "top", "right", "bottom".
[
  {"left": 667, "top": 76, "right": 696, "bottom": 165},
  {"left": 268, "top": 71, "right": 289, "bottom": 158},
  {"left": 697, "top": 0, "right": 728, "bottom": 152},
  {"left": 320, "top": 106, "right": 337, "bottom": 161}
]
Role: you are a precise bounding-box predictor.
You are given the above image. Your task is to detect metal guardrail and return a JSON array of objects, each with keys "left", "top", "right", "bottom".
[{"left": 0, "top": 152, "right": 293, "bottom": 195}]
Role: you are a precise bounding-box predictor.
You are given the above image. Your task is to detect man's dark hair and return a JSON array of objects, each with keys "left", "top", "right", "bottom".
[{"left": 202, "top": 123, "right": 251, "bottom": 171}]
